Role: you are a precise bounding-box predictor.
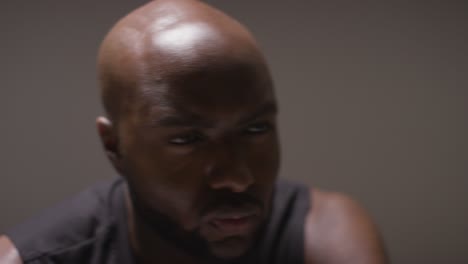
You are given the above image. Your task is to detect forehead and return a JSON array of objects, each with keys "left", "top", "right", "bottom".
[
  {"left": 126, "top": 18, "right": 276, "bottom": 125},
  {"left": 134, "top": 61, "right": 276, "bottom": 125}
]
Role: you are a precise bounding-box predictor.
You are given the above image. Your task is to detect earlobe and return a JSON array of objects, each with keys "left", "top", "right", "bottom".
[{"left": 96, "top": 116, "right": 122, "bottom": 169}]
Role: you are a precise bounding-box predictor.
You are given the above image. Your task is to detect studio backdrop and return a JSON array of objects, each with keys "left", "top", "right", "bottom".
[{"left": 1, "top": 1, "right": 467, "bottom": 263}]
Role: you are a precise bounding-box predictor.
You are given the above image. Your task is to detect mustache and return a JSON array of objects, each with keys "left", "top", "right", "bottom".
[{"left": 200, "top": 190, "right": 264, "bottom": 219}]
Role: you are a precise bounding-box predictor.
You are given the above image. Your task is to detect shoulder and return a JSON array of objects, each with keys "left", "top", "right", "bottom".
[
  {"left": 0, "top": 236, "right": 21, "bottom": 264},
  {"left": 305, "top": 188, "right": 388, "bottom": 264},
  {"left": 2, "top": 178, "right": 123, "bottom": 263}
]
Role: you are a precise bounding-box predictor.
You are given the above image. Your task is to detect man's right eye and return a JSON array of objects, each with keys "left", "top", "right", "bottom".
[{"left": 168, "top": 132, "right": 203, "bottom": 145}]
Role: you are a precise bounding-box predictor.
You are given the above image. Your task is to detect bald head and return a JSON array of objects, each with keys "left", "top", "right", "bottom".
[
  {"left": 96, "top": 2, "right": 279, "bottom": 259},
  {"left": 98, "top": 0, "right": 271, "bottom": 123}
]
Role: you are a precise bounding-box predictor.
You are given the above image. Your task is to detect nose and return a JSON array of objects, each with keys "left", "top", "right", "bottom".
[{"left": 206, "top": 142, "right": 254, "bottom": 193}]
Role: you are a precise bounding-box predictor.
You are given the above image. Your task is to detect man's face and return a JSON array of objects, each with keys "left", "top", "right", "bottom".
[{"left": 117, "top": 62, "right": 279, "bottom": 259}]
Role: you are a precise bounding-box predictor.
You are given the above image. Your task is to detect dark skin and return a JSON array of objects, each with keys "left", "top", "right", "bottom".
[{"left": 0, "top": 0, "right": 388, "bottom": 263}]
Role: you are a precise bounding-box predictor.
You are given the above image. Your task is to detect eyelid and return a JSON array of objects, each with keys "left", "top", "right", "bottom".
[
  {"left": 166, "top": 119, "right": 274, "bottom": 145},
  {"left": 244, "top": 121, "right": 273, "bottom": 134},
  {"left": 168, "top": 131, "right": 204, "bottom": 145}
]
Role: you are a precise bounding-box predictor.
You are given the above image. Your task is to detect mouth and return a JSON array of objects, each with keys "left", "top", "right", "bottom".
[
  {"left": 203, "top": 207, "right": 260, "bottom": 238},
  {"left": 212, "top": 214, "right": 257, "bottom": 235}
]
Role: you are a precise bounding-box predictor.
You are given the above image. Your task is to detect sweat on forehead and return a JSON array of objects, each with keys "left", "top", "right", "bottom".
[{"left": 97, "top": 0, "right": 270, "bottom": 123}]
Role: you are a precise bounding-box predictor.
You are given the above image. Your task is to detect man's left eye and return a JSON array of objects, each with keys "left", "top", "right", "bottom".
[{"left": 244, "top": 122, "right": 272, "bottom": 135}]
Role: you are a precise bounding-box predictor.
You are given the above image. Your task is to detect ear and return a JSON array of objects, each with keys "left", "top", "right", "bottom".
[{"left": 96, "top": 116, "right": 123, "bottom": 173}]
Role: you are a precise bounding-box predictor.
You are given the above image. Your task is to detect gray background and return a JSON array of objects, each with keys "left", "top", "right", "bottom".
[{"left": 1, "top": 1, "right": 467, "bottom": 263}]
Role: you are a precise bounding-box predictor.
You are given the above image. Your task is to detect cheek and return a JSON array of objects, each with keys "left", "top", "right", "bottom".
[
  {"left": 246, "top": 134, "right": 280, "bottom": 180},
  {"left": 140, "top": 145, "right": 210, "bottom": 188},
  {"left": 122, "top": 141, "right": 211, "bottom": 228}
]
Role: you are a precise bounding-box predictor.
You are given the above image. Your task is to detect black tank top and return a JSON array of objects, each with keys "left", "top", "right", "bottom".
[{"left": 5, "top": 178, "right": 310, "bottom": 264}]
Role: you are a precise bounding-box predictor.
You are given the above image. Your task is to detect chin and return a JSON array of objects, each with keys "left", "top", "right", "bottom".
[{"left": 208, "top": 236, "right": 252, "bottom": 260}]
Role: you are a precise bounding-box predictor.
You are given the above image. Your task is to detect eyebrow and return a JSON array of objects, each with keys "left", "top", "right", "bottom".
[{"left": 153, "top": 101, "right": 277, "bottom": 128}]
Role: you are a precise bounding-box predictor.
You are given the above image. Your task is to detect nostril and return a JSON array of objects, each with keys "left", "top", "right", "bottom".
[
  {"left": 210, "top": 179, "right": 252, "bottom": 193},
  {"left": 208, "top": 166, "right": 254, "bottom": 193}
]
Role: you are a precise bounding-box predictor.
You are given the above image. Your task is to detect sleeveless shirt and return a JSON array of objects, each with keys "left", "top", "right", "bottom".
[{"left": 5, "top": 178, "right": 310, "bottom": 264}]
